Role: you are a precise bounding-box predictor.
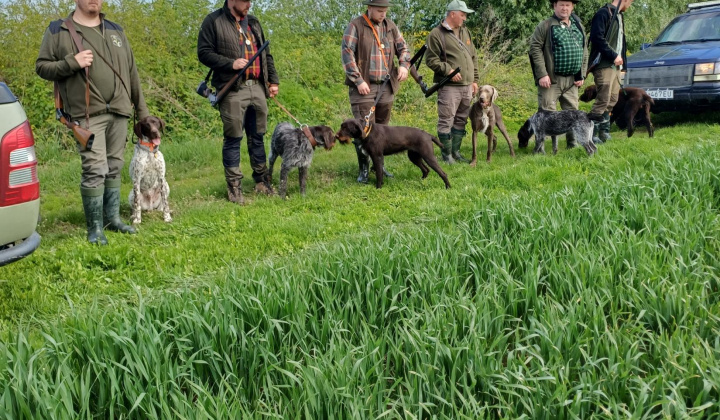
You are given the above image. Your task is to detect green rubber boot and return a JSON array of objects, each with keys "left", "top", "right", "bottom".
[
  {"left": 450, "top": 128, "right": 469, "bottom": 163},
  {"left": 103, "top": 178, "right": 137, "bottom": 234},
  {"left": 439, "top": 132, "right": 454, "bottom": 164},
  {"left": 599, "top": 111, "right": 612, "bottom": 141},
  {"left": 81, "top": 187, "right": 108, "bottom": 245}
]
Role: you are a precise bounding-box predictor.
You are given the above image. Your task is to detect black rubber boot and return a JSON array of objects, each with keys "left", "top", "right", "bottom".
[
  {"left": 599, "top": 111, "right": 612, "bottom": 141},
  {"left": 81, "top": 187, "right": 108, "bottom": 245},
  {"left": 450, "top": 128, "right": 469, "bottom": 163},
  {"left": 592, "top": 121, "right": 604, "bottom": 145},
  {"left": 103, "top": 181, "right": 137, "bottom": 234},
  {"left": 354, "top": 142, "right": 369, "bottom": 183},
  {"left": 439, "top": 132, "right": 454, "bottom": 164}
]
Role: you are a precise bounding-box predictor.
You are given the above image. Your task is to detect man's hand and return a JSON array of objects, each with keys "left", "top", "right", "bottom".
[
  {"left": 472, "top": 82, "right": 479, "bottom": 96},
  {"left": 451, "top": 69, "right": 462, "bottom": 83},
  {"left": 75, "top": 50, "right": 94, "bottom": 69},
  {"left": 357, "top": 82, "right": 370, "bottom": 95},
  {"left": 539, "top": 75, "right": 551, "bottom": 88},
  {"left": 397, "top": 66, "right": 408, "bottom": 82},
  {"left": 233, "top": 58, "right": 249, "bottom": 70},
  {"left": 574, "top": 80, "right": 584, "bottom": 87},
  {"left": 613, "top": 55, "right": 623, "bottom": 67},
  {"left": 269, "top": 84, "right": 279, "bottom": 98}
]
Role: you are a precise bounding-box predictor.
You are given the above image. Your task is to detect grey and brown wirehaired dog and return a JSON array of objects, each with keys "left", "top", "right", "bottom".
[
  {"left": 469, "top": 85, "right": 515, "bottom": 165},
  {"left": 269, "top": 122, "right": 336, "bottom": 199},
  {"left": 517, "top": 109, "right": 597, "bottom": 156}
]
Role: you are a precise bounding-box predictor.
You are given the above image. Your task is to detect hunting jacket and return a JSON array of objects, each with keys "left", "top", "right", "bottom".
[
  {"left": 35, "top": 12, "right": 149, "bottom": 121},
  {"left": 589, "top": 3, "right": 627, "bottom": 71},
  {"left": 197, "top": 5, "right": 279, "bottom": 98},
  {"left": 425, "top": 22, "right": 479, "bottom": 86},
  {"left": 342, "top": 15, "right": 409, "bottom": 95},
  {"left": 529, "top": 13, "right": 588, "bottom": 85}
]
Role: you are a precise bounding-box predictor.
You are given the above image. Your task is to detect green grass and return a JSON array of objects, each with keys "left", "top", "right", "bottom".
[{"left": 1, "top": 130, "right": 719, "bottom": 418}]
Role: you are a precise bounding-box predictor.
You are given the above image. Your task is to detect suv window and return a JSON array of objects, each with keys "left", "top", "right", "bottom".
[
  {"left": 655, "top": 11, "right": 720, "bottom": 44},
  {"left": 0, "top": 83, "right": 17, "bottom": 105}
]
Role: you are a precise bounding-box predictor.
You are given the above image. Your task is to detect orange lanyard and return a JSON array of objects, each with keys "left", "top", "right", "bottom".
[
  {"left": 236, "top": 21, "right": 252, "bottom": 47},
  {"left": 362, "top": 14, "right": 389, "bottom": 72}
]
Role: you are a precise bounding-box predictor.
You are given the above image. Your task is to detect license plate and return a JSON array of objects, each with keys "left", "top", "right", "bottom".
[{"left": 646, "top": 88, "right": 674, "bottom": 99}]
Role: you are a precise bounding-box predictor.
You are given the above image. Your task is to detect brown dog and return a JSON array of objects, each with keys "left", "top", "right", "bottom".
[
  {"left": 580, "top": 85, "right": 655, "bottom": 138},
  {"left": 469, "top": 85, "right": 515, "bottom": 165},
  {"left": 335, "top": 119, "right": 450, "bottom": 189}
]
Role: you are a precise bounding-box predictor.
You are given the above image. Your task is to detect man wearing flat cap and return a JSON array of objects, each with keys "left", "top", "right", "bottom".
[
  {"left": 529, "top": 0, "right": 588, "bottom": 148},
  {"left": 342, "top": 0, "right": 411, "bottom": 183},
  {"left": 425, "top": 0, "right": 479, "bottom": 164}
]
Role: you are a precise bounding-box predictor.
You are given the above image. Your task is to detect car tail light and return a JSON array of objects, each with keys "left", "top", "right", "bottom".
[{"left": 0, "top": 121, "right": 39, "bottom": 207}]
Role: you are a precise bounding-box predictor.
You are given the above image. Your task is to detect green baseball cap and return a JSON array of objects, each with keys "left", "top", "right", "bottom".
[{"left": 447, "top": 0, "right": 474, "bottom": 13}]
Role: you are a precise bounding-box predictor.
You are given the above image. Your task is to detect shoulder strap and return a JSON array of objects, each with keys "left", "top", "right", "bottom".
[{"left": 64, "top": 18, "right": 91, "bottom": 129}]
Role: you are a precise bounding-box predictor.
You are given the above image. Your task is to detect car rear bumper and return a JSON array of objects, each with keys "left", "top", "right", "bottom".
[
  {"left": 0, "top": 232, "right": 41, "bottom": 267},
  {"left": 628, "top": 82, "right": 720, "bottom": 111}
]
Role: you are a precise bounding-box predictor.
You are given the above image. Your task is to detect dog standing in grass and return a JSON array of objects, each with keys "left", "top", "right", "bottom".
[
  {"left": 269, "top": 123, "right": 336, "bottom": 199},
  {"left": 518, "top": 109, "right": 597, "bottom": 156},
  {"left": 129, "top": 116, "right": 172, "bottom": 224},
  {"left": 468, "top": 85, "right": 515, "bottom": 165},
  {"left": 580, "top": 85, "right": 655, "bottom": 138}
]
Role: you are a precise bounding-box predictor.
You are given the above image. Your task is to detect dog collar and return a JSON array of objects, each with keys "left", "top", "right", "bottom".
[
  {"left": 138, "top": 137, "right": 159, "bottom": 153},
  {"left": 362, "top": 123, "right": 373, "bottom": 139},
  {"left": 301, "top": 125, "right": 318, "bottom": 148}
]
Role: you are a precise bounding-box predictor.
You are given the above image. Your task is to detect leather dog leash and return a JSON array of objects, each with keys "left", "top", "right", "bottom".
[{"left": 271, "top": 97, "right": 317, "bottom": 147}]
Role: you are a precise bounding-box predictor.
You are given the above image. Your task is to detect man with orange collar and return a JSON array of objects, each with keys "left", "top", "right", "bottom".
[{"left": 342, "top": 0, "right": 411, "bottom": 184}]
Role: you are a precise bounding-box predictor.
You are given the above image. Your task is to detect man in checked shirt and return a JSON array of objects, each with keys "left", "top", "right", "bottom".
[
  {"left": 198, "top": 0, "right": 279, "bottom": 204},
  {"left": 342, "top": 0, "right": 411, "bottom": 184}
]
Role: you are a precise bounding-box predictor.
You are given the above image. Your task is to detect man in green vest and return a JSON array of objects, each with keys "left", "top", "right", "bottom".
[
  {"left": 425, "top": 0, "right": 479, "bottom": 164},
  {"left": 529, "top": 0, "right": 588, "bottom": 148},
  {"left": 342, "top": 0, "right": 411, "bottom": 183}
]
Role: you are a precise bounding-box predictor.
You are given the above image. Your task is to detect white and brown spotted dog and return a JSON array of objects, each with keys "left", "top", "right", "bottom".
[
  {"left": 129, "top": 116, "right": 172, "bottom": 224},
  {"left": 469, "top": 85, "right": 515, "bottom": 165}
]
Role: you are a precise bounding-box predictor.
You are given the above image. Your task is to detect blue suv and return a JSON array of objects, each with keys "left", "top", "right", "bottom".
[{"left": 625, "top": 1, "right": 720, "bottom": 112}]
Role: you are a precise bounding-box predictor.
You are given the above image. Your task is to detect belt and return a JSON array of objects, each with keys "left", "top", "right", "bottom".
[{"left": 241, "top": 79, "right": 259, "bottom": 86}]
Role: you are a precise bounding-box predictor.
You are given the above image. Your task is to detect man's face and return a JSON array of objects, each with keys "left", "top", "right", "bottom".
[
  {"left": 619, "top": 0, "right": 634, "bottom": 12},
  {"left": 367, "top": 6, "right": 388, "bottom": 24},
  {"left": 553, "top": 1, "right": 575, "bottom": 20},
  {"left": 75, "top": 0, "right": 103, "bottom": 16},
  {"left": 230, "top": 0, "right": 251, "bottom": 18},
  {"left": 447, "top": 11, "right": 467, "bottom": 28}
]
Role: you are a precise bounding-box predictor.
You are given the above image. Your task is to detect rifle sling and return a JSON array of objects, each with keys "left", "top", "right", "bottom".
[{"left": 63, "top": 18, "right": 91, "bottom": 130}]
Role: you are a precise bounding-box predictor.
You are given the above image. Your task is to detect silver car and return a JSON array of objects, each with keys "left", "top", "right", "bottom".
[{"left": 0, "top": 82, "right": 40, "bottom": 267}]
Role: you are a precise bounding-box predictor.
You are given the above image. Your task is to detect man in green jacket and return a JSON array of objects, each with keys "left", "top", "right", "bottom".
[
  {"left": 425, "top": 0, "right": 479, "bottom": 164},
  {"left": 198, "top": 0, "right": 279, "bottom": 204},
  {"left": 529, "top": 0, "right": 588, "bottom": 148},
  {"left": 36, "top": 0, "right": 150, "bottom": 245}
]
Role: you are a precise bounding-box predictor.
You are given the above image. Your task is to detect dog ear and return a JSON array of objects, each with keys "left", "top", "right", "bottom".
[
  {"left": 134, "top": 121, "right": 144, "bottom": 138},
  {"left": 158, "top": 117, "right": 166, "bottom": 133},
  {"left": 349, "top": 119, "right": 363, "bottom": 137},
  {"left": 491, "top": 86, "right": 498, "bottom": 103}
]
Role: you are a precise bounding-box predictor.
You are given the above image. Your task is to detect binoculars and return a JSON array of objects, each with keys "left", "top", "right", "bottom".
[{"left": 196, "top": 80, "right": 217, "bottom": 104}]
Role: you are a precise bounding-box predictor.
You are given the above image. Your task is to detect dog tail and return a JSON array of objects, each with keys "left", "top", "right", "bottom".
[
  {"left": 642, "top": 92, "right": 655, "bottom": 107},
  {"left": 431, "top": 136, "right": 443, "bottom": 148}
]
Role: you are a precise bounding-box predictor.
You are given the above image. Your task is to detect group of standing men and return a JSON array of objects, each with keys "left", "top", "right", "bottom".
[
  {"left": 530, "top": 0, "right": 633, "bottom": 145},
  {"left": 35, "top": 0, "right": 633, "bottom": 244}
]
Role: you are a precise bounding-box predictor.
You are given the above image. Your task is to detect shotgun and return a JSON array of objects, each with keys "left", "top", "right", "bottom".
[
  {"left": 408, "top": 44, "right": 462, "bottom": 98},
  {"left": 211, "top": 40, "right": 270, "bottom": 107},
  {"left": 54, "top": 83, "right": 94, "bottom": 150}
]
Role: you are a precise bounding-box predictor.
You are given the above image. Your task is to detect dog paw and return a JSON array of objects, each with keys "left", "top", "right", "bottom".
[
  {"left": 469, "top": 160, "right": 477, "bottom": 167},
  {"left": 163, "top": 215, "right": 173, "bottom": 223}
]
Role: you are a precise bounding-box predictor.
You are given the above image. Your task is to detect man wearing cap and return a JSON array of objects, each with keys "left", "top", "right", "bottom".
[
  {"left": 425, "top": 0, "right": 479, "bottom": 164},
  {"left": 197, "top": 0, "right": 279, "bottom": 205},
  {"left": 529, "top": 0, "right": 587, "bottom": 148},
  {"left": 342, "top": 0, "right": 411, "bottom": 183},
  {"left": 588, "top": 0, "right": 634, "bottom": 144}
]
